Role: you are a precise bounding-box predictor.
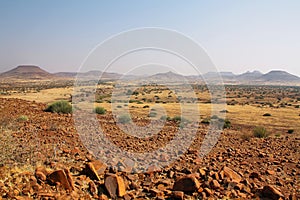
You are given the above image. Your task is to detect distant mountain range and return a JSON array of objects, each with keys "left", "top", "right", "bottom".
[{"left": 1, "top": 65, "right": 300, "bottom": 86}]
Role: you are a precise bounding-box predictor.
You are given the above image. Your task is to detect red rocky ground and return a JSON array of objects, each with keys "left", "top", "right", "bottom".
[{"left": 0, "top": 98, "right": 299, "bottom": 199}]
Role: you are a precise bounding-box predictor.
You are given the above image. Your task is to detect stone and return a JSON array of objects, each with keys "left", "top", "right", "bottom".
[
  {"left": 91, "top": 160, "right": 107, "bottom": 175},
  {"left": 173, "top": 174, "right": 201, "bottom": 192},
  {"left": 210, "top": 180, "right": 220, "bottom": 189},
  {"left": 98, "top": 194, "right": 109, "bottom": 200},
  {"left": 249, "top": 172, "right": 260, "bottom": 179},
  {"left": 47, "top": 169, "right": 74, "bottom": 191},
  {"left": 262, "top": 185, "right": 284, "bottom": 200},
  {"left": 199, "top": 168, "right": 206, "bottom": 177},
  {"left": 89, "top": 181, "right": 98, "bottom": 196},
  {"left": 83, "top": 162, "right": 101, "bottom": 181},
  {"left": 149, "top": 188, "right": 164, "bottom": 197},
  {"left": 104, "top": 174, "right": 126, "bottom": 198},
  {"left": 35, "top": 171, "right": 47, "bottom": 181},
  {"left": 266, "top": 170, "right": 276, "bottom": 175},
  {"left": 172, "top": 191, "right": 184, "bottom": 199},
  {"left": 223, "top": 166, "right": 242, "bottom": 183},
  {"left": 204, "top": 187, "right": 213, "bottom": 196},
  {"left": 35, "top": 166, "right": 49, "bottom": 181}
]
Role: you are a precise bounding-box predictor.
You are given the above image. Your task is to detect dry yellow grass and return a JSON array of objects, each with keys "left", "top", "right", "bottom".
[
  {"left": 0, "top": 87, "right": 72, "bottom": 103},
  {"left": 2, "top": 84, "right": 299, "bottom": 135}
]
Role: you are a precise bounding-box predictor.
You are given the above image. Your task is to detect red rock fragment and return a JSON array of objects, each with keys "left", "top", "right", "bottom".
[
  {"left": 223, "top": 166, "right": 242, "bottom": 183},
  {"left": 262, "top": 185, "right": 284, "bottom": 200},
  {"left": 84, "top": 162, "right": 101, "bottom": 181},
  {"left": 47, "top": 169, "right": 74, "bottom": 191},
  {"left": 104, "top": 174, "right": 126, "bottom": 198},
  {"left": 172, "top": 191, "right": 184, "bottom": 200},
  {"left": 173, "top": 174, "right": 201, "bottom": 192}
]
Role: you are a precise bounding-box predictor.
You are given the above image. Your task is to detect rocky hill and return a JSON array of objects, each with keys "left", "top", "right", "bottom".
[{"left": 0, "top": 65, "right": 54, "bottom": 80}]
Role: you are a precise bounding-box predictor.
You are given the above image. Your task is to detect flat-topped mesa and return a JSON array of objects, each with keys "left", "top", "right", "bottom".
[{"left": 0, "top": 65, "right": 53, "bottom": 79}]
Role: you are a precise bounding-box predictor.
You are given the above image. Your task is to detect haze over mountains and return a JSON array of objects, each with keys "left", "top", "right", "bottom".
[{"left": 1, "top": 65, "right": 300, "bottom": 86}]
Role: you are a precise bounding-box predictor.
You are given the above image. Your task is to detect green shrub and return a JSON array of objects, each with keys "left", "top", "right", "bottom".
[
  {"left": 118, "top": 114, "right": 131, "bottom": 124},
  {"left": 17, "top": 115, "right": 28, "bottom": 121},
  {"left": 148, "top": 112, "right": 157, "bottom": 117},
  {"left": 263, "top": 113, "right": 272, "bottom": 117},
  {"left": 201, "top": 118, "right": 210, "bottom": 124},
  {"left": 45, "top": 101, "right": 72, "bottom": 114},
  {"left": 287, "top": 129, "right": 294, "bottom": 134},
  {"left": 160, "top": 115, "right": 171, "bottom": 121},
  {"left": 171, "top": 116, "right": 189, "bottom": 123},
  {"left": 222, "top": 119, "right": 231, "bottom": 129},
  {"left": 143, "top": 105, "right": 150, "bottom": 108},
  {"left": 94, "top": 106, "right": 106, "bottom": 114},
  {"left": 253, "top": 126, "right": 268, "bottom": 138}
]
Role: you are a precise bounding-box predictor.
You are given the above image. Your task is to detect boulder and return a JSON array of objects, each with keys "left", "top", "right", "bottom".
[{"left": 173, "top": 174, "right": 201, "bottom": 192}]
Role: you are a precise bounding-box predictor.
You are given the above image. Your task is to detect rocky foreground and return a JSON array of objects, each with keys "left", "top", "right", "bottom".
[{"left": 0, "top": 98, "right": 299, "bottom": 199}]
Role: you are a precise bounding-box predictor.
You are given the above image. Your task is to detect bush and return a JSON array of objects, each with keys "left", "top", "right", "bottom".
[
  {"left": 253, "top": 126, "right": 268, "bottom": 138},
  {"left": 118, "top": 114, "right": 131, "bottom": 124},
  {"left": 160, "top": 115, "right": 171, "bottom": 121},
  {"left": 222, "top": 119, "right": 231, "bottom": 129},
  {"left": 263, "top": 113, "right": 272, "bottom": 117},
  {"left": 287, "top": 129, "right": 294, "bottom": 134},
  {"left": 201, "top": 118, "right": 210, "bottom": 124},
  {"left": 220, "top": 109, "right": 229, "bottom": 113},
  {"left": 94, "top": 106, "right": 106, "bottom": 114},
  {"left": 148, "top": 112, "right": 157, "bottom": 117},
  {"left": 17, "top": 115, "right": 28, "bottom": 121},
  {"left": 172, "top": 116, "right": 189, "bottom": 123},
  {"left": 45, "top": 101, "right": 72, "bottom": 114},
  {"left": 241, "top": 132, "right": 252, "bottom": 141},
  {"left": 143, "top": 105, "right": 149, "bottom": 108}
]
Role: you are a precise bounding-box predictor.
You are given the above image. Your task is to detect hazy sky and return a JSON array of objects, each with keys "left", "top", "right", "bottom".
[{"left": 0, "top": 0, "right": 300, "bottom": 76}]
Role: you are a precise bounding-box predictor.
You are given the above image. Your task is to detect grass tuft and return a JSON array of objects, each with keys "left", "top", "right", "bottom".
[{"left": 45, "top": 101, "right": 72, "bottom": 114}]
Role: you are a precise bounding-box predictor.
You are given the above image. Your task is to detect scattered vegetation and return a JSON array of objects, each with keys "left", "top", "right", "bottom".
[
  {"left": 160, "top": 115, "right": 171, "bottom": 121},
  {"left": 201, "top": 116, "right": 231, "bottom": 129},
  {"left": 287, "top": 129, "right": 294, "bottom": 134},
  {"left": 17, "top": 115, "right": 28, "bottom": 121},
  {"left": 45, "top": 101, "right": 73, "bottom": 114},
  {"left": 171, "top": 116, "right": 190, "bottom": 123},
  {"left": 253, "top": 126, "right": 269, "bottom": 138},
  {"left": 275, "top": 133, "right": 281, "bottom": 137},
  {"left": 94, "top": 106, "right": 106, "bottom": 115},
  {"left": 148, "top": 112, "right": 157, "bottom": 117},
  {"left": 220, "top": 118, "right": 231, "bottom": 129},
  {"left": 201, "top": 118, "right": 211, "bottom": 124},
  {"left": 241, "top": 132, "right": 252, "bottom": 141},
  {"left": 118, "top": 114, "right": 131, "bottom": 124}
]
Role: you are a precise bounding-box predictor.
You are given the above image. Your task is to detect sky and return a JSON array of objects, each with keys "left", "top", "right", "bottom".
[{"left": 0, "top": 0, "right": 300, "bottom": 76}]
